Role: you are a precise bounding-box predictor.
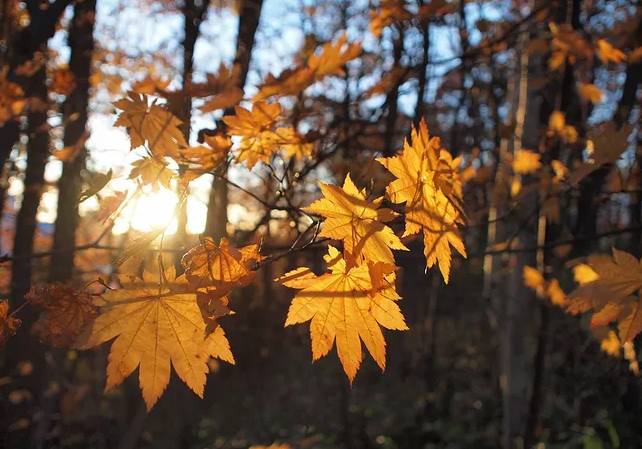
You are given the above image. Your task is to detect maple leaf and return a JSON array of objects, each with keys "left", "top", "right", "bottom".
[
  {"left": 277, "top": 246, "right": 407, "bottom": 381},
  {"left": 577, "top": 82, "right": 604, "bottom": 104},
  {"left": 264, "top": 127, "right": 315, "bottom": 160},
  {"left": 255, "top": 34, "right": 361, "bottom": 100},
  {"left": 114, "top": 92, "right": 187, "bottom": 159},
  {"left": 129, "top": 157, "right": 175, "bottom": 191},
  {"left": 522, "top": 266, "right": 567, "bottom": 307},
  {"left": 181, "top": 237, "right": 262, "bottom": 291},
  {"left": 50, "top": 67, "right": 76, "bottom": 96},
  {"left": 26, "top": 283, "right": 98, "bottom": 348},
  {"left": 222, "top": 101, "right": 282, "bottom": 168},
  {"left": 512, "top": 149, "right": 541, "bottom": 174},
  {"left": 568, "top": 122, "right": 633, "bottom": 185},
  {"left": 0, "top": 300, "right": 21, "bottom": 349},
  {"left": 0, "top": 71, "right": 25, "bottom": 125},
  {"left": 595, "top": 39, "right": 626, "bottom": 64},
  {"left": 132, "top": 75, "right": 170, "bottom": 95},
  {"left": 304, "top": 173, "right": 407, "bottom": 266},
  {"left": 77, "top": 265, "right": 234, "bottom": 410},
  {"left": 307, "top": 33, "right": 362, "bottom": 78},
  {"left": 369, "top": 0, "right": 410, "bottom": 38},
  {"left": 377, "top": 120, "right": 466, "bottom": 283},
  {"left": 182, "top": 238, "right": 263, "bottom": 328},
  {"left": 180, "top": 134, "right": 231, "bottom": 180},
  {"left": 567, "top": 249, "right": 642, "bottom": 342}
]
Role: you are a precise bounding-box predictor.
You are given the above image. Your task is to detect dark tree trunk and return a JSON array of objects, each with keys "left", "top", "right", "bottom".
[
  {"left": 10, "top": 64, "right": 49, "bottom": 306},
  {"left": 49, "top": 0, "right": 97, "bottom": 282},
  {"left": 204, "top": 0, "right": 263, "bottom": 239},
  {"left": 382, "top": 28, "right": 404, "bottom": 156},
  {"left": 0, "top": 0, "right": 72, "bottom": 195}
]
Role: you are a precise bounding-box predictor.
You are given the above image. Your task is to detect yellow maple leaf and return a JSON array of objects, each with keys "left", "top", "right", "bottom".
[
  {"left": 568, "top": 248, "right": 642, "bottom": 342},
  {"left": 307, "top": 33, "right": 362, "bottom": 78},
  {"left": 180, "top": 238, "right": 262, "bottom": 329},
  {"left": 26, "top": 283, "right": 98, "bottom": 348},
  {"left": 277, "top": 246, "right": 407, "bottom": 381},
  {"left": 181, "top": 237, "right": 262, "bottom": 292},
  {"left": 595, "top": 39, "right": 626, "bottom": 64},
  {"left": 265, "top": 127, "right": 314, "bottom": 160},
  {"left": 223, "top": 101, "right": 282, "bottom": 168},
  {"left": 377, "top": 120, "right": 466, "bottom": 283},
  {"left": 129, "top": 157, "right": 175, "bottom": 191},
  {"left": 512, "top": 149, "right": 542, "bottom": 174},
  {"left": 523, "top": 266, "right": 567, "bottom": 307},
  {"left": 369, "top": 0, "right": 411, "bottom": 38},
  {"left": 114, "top": 92, "right": 187, "bottom": 159},
  {"left": 304, "top": 173, "right": 407, "bottom": 266},
  {"left": 577, "top": 82, "right": 604, "bottom": 104},
  {"left": 255, "top": 34, "right": 361, "bottom": 100},
  {"left": 180, "top": 134, "right": 231, "bottom": 180},
  {"left": 77, "top": 265, "right": 234, "bottom": 410},
  {"left": 0, "top": 300, "right": 21, "bottom": 349}
]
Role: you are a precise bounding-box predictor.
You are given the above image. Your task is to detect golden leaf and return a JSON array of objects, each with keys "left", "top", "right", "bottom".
[
  {"left": 129, "top": 157, "right": 175, "bottom": 191},
  {"left": 114, "top": 92, "right": 187, "bottom": 159},
  {"left": 0, "top": 300, "right": 21, "bottom": 349},
  {"left": 180, "top": 134, "right": 231, "bottom": 179},
  {"left": 50, "top": 67, "right": 76, "bottom": 96},
  {"left": 223, "top": 101, "right": 282, "bottom": 168},
  {"left": 255, "top": 34, "right": 361, "bottom": 100},
  {"left": 567, "top": 249, "right": 642, "bottom": 342},
  {"left": 577, "top": 82, "right": 604, "bottom": 104},
  {"left": 181, "top": 237, "right": 262, "bottom": 293},
  {"left": 26, "top": 283, "right": 97, "bottom": 348},
  {"left": 377, "top": 119, "right": 466, "bottom": 283},
  {"left": 512, "top": 149, "right": 541, "bottom": 174},
  {"left": 304, "top": 173, "right": 407, "bottom": 266},
  {"left": 77, "top": 265, "right": 234, "bottom": 410},
  {"left": 595, "top": 39, "right": 626, "bottom": 64},
  {"left": 277, "top": 246, "right": 407, "bottom": 381}
]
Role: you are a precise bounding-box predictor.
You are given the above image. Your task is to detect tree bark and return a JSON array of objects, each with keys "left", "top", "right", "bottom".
[
  {"left": 49, "top": 0, "right": 97, "bottom": 282},
  {"left": 204, "top": 0, "right": 263, "bottom": 239}
]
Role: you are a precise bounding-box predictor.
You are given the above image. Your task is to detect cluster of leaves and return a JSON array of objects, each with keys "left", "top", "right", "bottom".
[{"left": 0, "top": 29, "right": 467, "bottom": 410}]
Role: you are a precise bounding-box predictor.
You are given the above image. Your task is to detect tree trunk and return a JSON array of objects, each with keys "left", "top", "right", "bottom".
[
  {"left": 49, "top": 0, "right": 96, "bottom": 282},
  {"left": 204, "top": 0, "right": 263, "bottom": 239},
  {"left": 10, "top": 64, "right": 49, "bottom": 305}
]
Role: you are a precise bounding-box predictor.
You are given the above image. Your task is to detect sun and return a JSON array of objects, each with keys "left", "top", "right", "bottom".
[{"left": 112, "top": 188, "right": 178, "bottom": 235}]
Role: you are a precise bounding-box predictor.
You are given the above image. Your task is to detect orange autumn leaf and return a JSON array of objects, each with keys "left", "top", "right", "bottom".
[
  {"left": 181, "top": 237, "right": 263, "bottom": 292},
  {"left": 303, "top": 173, "right": 407, "bottom": 266},
  {"left": 181, "top": 238, "right": 262, "bottom": 333},
  {"left": 77, "top": 264, "right": 234, "bottom": 410},
  {"left": 255, "top": 34, "right": 361, "bottom": 100},
  {"left": 377, "top": 119, "right": 466, "bottom": 283},
  {"left": 222, "top": 101, "right": 282, "bottom": 168},
  {"left": 50, "top": 67, "right": 76, "bottom": 95},
  {"left": 180, "top": 134, "right": 231, "bottom": 179},
  {"left": 595, "top": 39, "right": 626, "bottom": 64},
  {"left": 577, "top": 82, "right": 604, "bottom": 104},
  {"left": 567, "top": 248, "right": 642, "bottom": 342},
  {"left": 0, "top": 300, "right": 21, "bottom": 348},
  {"left": 0, "top": 71, "right": 25, "bottom": 125},
  {"left": 369, "top": 0, "right": 410, "bottom": 37},
  {"left": 114, "top": 92, "right": 187, "bottom": 159},
  {"left": 522, "top": 266, "right": 567, "bottom": 307},
  {"left": 26, "top": 283, "right": 97, "bottom": 348},
  {"left": 277, "top": 246, "right": 407, "bottom": 381},
  {"left": 307, "top": 33, "right": 362, "bottom": 78},
  {"left": 512, "top": 149, "right": 541, "bottom": 174},
  {"left": 129, "top": 157, "right": 175, "bottom": 191},
  {"left": 131, "top": 75, "right": 170, "bottom": 95}
]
